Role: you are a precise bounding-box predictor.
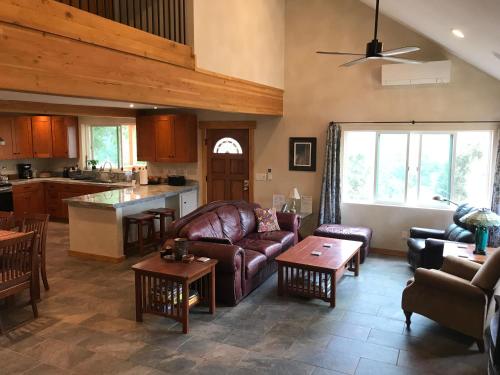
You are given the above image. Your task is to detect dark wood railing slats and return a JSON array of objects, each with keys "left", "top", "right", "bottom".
[{"left": 55, "top": 0, "right": 186, "bottom": 44}]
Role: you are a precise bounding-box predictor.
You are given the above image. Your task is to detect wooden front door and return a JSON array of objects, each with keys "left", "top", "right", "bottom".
[{"left": 206, "top": 129, "right": 250, "bottom": 202}]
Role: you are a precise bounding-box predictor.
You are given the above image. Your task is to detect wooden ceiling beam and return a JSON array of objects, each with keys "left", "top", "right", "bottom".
[{"left": 0, "top": 100, "right": 137, "bottom": 118}]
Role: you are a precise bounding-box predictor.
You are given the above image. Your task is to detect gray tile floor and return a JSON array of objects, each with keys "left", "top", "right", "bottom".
[{"left": 0, "top": 222, "right": 487, "bottom": 374}]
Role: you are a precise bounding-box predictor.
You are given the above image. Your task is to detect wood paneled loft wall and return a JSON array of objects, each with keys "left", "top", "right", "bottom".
[{"left": 0, "top": 0, "right": 283, "bottom": 116}]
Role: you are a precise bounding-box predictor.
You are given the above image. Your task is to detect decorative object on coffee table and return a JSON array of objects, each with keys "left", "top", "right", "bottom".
[
  {"left": 132, "top": 256, "right": 217, "bottom": 334},
  {"left": 276, "top": 235, "right": 362, "bottom": 308},
  {"left": 173, "top": 237, "right": 189, "bottom": 260},
  {"left": 289, "top": 137, "right": 317, "bottom": 171},
  {"left": 460, "top": 208, "right": 500, "bottom": 255}
]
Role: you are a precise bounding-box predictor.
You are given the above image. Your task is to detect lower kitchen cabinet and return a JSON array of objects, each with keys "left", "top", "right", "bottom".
[{"left": 14, "top": 182, "right": 114, "bottom": 220}]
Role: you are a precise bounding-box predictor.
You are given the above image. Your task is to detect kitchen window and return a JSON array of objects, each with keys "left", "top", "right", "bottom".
[
  {"left": 342, "top": 130, "right": 494, "bottom": 207},
  {"left": 85, "top": 124, "right": 143, "bottom": 169}
]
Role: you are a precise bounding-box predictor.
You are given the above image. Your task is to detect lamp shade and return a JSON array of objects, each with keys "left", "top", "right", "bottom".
[
  {"left": 289, "top": 188, "right": 300, "bottom": 200},
  {"left": 460, "top": 208, "right": 500, "bottom": 228}
]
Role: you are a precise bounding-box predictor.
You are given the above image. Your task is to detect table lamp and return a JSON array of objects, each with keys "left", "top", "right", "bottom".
[
  {"left": 460, "top": 208, "right": 500, "bottom": 255},
  {"left": 288, "top": 188, "right": 301, "bottom": 213}
]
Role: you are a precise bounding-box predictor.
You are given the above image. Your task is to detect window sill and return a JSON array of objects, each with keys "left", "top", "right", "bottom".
[{"left": 341, "top": 201, "right": 456, "bottom": 212}]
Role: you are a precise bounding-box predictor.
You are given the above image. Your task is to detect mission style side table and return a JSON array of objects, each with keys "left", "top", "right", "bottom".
[{"left": 132, "top": 256, "right": 217, "bottom": 334}]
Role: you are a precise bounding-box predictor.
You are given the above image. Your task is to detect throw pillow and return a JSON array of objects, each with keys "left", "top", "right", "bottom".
[{"left": 254, "top": 207, "right": 281, "bottom": 233}]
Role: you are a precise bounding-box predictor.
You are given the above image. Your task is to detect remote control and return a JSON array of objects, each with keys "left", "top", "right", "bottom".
[
  {"left": 311, "top": 251, "right": 322, "bottom": 256},
  {"left": 197, "top": 257, "right": 211, "bottom": 262},
  {"left": 323, "top": 244, "right": 332, "bottom": 248}
]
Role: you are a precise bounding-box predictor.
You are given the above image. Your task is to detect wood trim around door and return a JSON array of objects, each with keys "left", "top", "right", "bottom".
[{"left": 200, "top": 121, "right": 256, "bottom": 204}]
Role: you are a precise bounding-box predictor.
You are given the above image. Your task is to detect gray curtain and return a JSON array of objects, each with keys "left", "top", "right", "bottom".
[
  {"left": 489, "top": 133, "right": 500, "bottom": 247},
  {"left": 319, "top": 122, "right": 342, "bottom": 224}
]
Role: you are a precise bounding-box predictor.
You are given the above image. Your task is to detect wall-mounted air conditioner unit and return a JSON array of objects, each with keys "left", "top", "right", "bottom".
[{"left": 381, "top": 60, "right": 451, "bottom": 86}]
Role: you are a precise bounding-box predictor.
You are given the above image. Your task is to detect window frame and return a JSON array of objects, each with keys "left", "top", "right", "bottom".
[
  {"left": 342, "top": 129, "right": 495, "bottom": 209},
  {"left": 84, "top": 123, "right": 138, "bottom": 170}
]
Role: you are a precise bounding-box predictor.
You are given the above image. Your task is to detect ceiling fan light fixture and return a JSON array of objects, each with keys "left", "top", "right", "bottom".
[{"left": 451, "top": 29, "right": 465, "bottom": 39}]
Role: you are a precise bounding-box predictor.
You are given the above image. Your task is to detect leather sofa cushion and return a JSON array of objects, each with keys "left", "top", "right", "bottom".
[
  {"left": 216, "top": 205, "right": 244, "bottom": 243},
  {"left": 245, "top": 250, "right": 267, "bottom": 280},
  {"left": 444, "top": 224, "right": 475, "bottom": 243},
  {"left": 246, "top": 231, "right": 295, "bottom": 249},
  {"left": 237, "top": 205, "right": 257, "bottom": 237},
  {"left": 236, "top": 238, "right": 282, "bottom": 259},
  {"left": 178, "top": 212, "right": 224, "bottom": 240},
  {"left": 471, "top": 250, "right": 500, "bottom": 290}
]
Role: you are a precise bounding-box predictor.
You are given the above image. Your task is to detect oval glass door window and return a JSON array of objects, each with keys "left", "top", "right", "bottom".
[{"left": 213, "top": 137, "right": 243, "bottom": 154}]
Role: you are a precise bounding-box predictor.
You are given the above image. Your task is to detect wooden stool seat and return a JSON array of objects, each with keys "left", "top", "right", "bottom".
[
  {"left": 145, "top": 208, "right": 176, "bottom": 243},
  {"left": 124, "top": 213, "right": 156, "bottom": 257}
]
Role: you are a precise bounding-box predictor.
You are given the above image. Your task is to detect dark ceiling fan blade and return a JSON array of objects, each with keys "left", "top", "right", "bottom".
[
  {"left": 317, "top": 51, "right": 365, "bottom": 56},
  {"left": 340, "top": 57, "right": 370, "bottom": 67},
  {"left": 380, "top": 56, "right": 422, "bottom": 64},
  {"left": 379, "top": 47, "right": 420, "bottom": 57}
]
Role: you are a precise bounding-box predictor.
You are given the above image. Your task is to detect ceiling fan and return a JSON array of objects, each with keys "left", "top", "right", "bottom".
[{"left": 317, "top": 0, "right": 422, "bottom": 67}]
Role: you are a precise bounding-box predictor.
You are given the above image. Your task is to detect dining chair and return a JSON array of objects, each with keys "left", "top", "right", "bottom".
[
  {"left": 0, "top": 212, "right": 14, "bottom": 230},
  {"left": 20, "top": 214, "right": 50, "bottom": 291},
  {"left": 0, "top": 231, "right": 38, "bottom": 334}
]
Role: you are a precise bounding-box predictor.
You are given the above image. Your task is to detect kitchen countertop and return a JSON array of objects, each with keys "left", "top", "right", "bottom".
[
  {"left": 8, "top": 177, "right": 133, "bottom": 188},
  {"left": 63, "top": 182, "right": 199, "bottom": 209}
]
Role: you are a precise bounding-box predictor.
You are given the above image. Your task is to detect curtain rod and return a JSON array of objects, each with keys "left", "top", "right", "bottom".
[{"left": 333, "top": 120, "right": 500, "bottom": 124}]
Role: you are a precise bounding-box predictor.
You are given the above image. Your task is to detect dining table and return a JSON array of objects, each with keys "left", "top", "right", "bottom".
[{"left": 0, "top": 229, "right": 41, "bottom": 301}]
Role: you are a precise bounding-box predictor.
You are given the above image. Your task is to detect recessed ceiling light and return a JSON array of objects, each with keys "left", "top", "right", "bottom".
[
  {"left": 153, "top": 106, "right": 158, "bottom": 110},
  {"left": 129, "top": 103, "right": 135, "bottom": 108},
  {"left": 451, "top": 29, "right": 465, "bottom": 39}
]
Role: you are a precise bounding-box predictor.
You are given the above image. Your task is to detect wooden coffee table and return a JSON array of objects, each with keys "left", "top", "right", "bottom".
[
  {"left": 275, "top": 235, "right": 362, "bottom": 308},
  {"left": 442, "top": 241, "right": 497, "bottom": 264},
  {"left": 132, "top": 256, "right": 217, "bottom": 334}
]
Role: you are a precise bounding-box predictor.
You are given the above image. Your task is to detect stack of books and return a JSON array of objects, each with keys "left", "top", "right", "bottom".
[{"left": 150, "top": 284, "right": 199, "bottom": 313}]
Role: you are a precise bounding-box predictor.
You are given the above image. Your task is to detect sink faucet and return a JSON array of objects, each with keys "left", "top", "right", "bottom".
[{"left": 101, "top": 161, "right": 113, "bottom": 172}]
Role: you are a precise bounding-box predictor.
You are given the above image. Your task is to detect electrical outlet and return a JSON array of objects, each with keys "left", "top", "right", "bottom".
[{"left": 256, "top": 173, "right": 267, "bottom": 181}]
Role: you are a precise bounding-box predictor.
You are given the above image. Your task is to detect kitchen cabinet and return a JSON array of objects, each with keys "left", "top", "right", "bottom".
[
  {"left": 12, "top": 183, "right": 45, "bottom": 216},
  {"left": 136, "top": 114, "right": 197, "bottom": 163},
  {"left": 32, "top": 116, "right": 53, "bottom": 158},
  {"left": 0, "top": 117, "right": 13, "bottom": 160},
  {"left": 52, "top": 116, "right": 79, "bottom": 158},
  {"left": 12, "top": 116, "right": 34, "bottom": 159}
]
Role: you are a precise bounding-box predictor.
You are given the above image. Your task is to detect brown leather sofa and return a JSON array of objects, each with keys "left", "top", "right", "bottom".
[
  {"left": 402, "top": 251, "right": 500, "bottom": 352},
  {"left": 165, "top": 200, "right": 300, "bottom": 305}
]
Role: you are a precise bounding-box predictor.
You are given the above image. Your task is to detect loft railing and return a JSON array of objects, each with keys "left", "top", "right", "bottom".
[{"left": 55, "top": 0, "right": 187, "bottom": 44}]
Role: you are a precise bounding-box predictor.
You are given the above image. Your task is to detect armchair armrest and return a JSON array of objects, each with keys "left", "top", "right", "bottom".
[
  {"left": 441, "top": 256, "right": 481, "bottom": 281},
  {"left": 276, "top": 212, "right": 300, "bottom": 244},
  {"left": 188, "top": 242, "right": 244, "bottom": 274},
  {"left": 414, "top": 268, "right": 485, "bottom": 300},
  {"left": 410, "top": 227, "right": 446, "bottom": 239}
]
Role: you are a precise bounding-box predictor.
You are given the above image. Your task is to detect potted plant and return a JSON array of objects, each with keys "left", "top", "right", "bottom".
[{"left": 87, "top": 160, "right": 98, "bottom": 170}]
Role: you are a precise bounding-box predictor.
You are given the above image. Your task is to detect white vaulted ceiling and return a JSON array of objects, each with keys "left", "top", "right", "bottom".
[{"left": 359, "top": 0, "right": 500, "bottom": 80}]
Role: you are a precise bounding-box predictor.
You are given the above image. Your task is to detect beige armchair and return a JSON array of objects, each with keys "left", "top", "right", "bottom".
[{"left": 402, "top": 251, "right": 500, "bottom": 352}]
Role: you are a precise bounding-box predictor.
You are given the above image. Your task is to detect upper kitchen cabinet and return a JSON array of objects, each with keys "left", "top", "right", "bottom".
[
  {"left": 12, "top": 116, "right": 34, "bottom": 159},
  {"left": 136, "top": 114, "right": 197, "bottom": 163},
  {"left": 52, "top": 116, "right": 79, "bottom": 158},
  {"left": 32, "top": 116, "right": 53, "bottom": 158},
  {"left": 0, "top": 117, "right": 13, "bottom": 160}
]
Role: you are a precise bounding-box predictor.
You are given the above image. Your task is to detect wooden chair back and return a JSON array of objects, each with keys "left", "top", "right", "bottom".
[
  {"left": 0, "top": 232, "right": 36, "bottom": 299},
  {"left": 0, "top": 212, "right": 14, "bottom": 230},
  {"left": 20, "top": 214, "right": 49, "bottom": 256}
]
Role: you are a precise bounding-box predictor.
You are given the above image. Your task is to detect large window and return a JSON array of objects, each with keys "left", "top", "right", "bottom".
[
  {"left": 86, "top": 124, "right": 141, "bottom": 169},
  {"left": 343, "top": 130, "right": 494, "bottom": 207}
]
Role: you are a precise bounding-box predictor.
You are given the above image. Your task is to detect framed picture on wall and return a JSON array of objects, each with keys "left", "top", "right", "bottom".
[{"left": 289, "top": 137, "right": 317, "bottom": 171}]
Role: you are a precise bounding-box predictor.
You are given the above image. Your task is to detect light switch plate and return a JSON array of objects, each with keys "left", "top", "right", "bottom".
[{"left": 256, "top": 173, "right": 267, "bottom": 181}]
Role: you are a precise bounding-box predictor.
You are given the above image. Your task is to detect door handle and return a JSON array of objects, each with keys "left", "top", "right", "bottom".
[{"left": 243, "top": 180, "right": 249, "bottom": 191}]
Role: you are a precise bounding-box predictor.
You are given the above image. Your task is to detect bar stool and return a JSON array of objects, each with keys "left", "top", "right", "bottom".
[
  {"left": 123, "top": 213, "right": 156, "bottom": 256},
  {"left": 145, "top": 208, "right": 176, "bottom": 244}
]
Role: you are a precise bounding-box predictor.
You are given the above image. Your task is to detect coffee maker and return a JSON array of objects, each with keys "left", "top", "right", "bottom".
[{"left": 17, "top": 163, "right": 33, "bottom": 179}]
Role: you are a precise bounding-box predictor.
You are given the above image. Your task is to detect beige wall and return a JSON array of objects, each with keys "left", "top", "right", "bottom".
[
  {"left": 192, "top": 0, "right": 285, "bottom": 89},
  {"left": 252, "top": 0, "right": 500, "bottom": 251}
]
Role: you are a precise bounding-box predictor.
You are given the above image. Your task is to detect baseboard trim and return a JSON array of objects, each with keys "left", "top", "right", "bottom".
[
  {"left": 371, "top": 247, "right": 406, "bottom": 258},
  {"left": 68, "top": 250, "right": 125, "bottom": 263}
]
